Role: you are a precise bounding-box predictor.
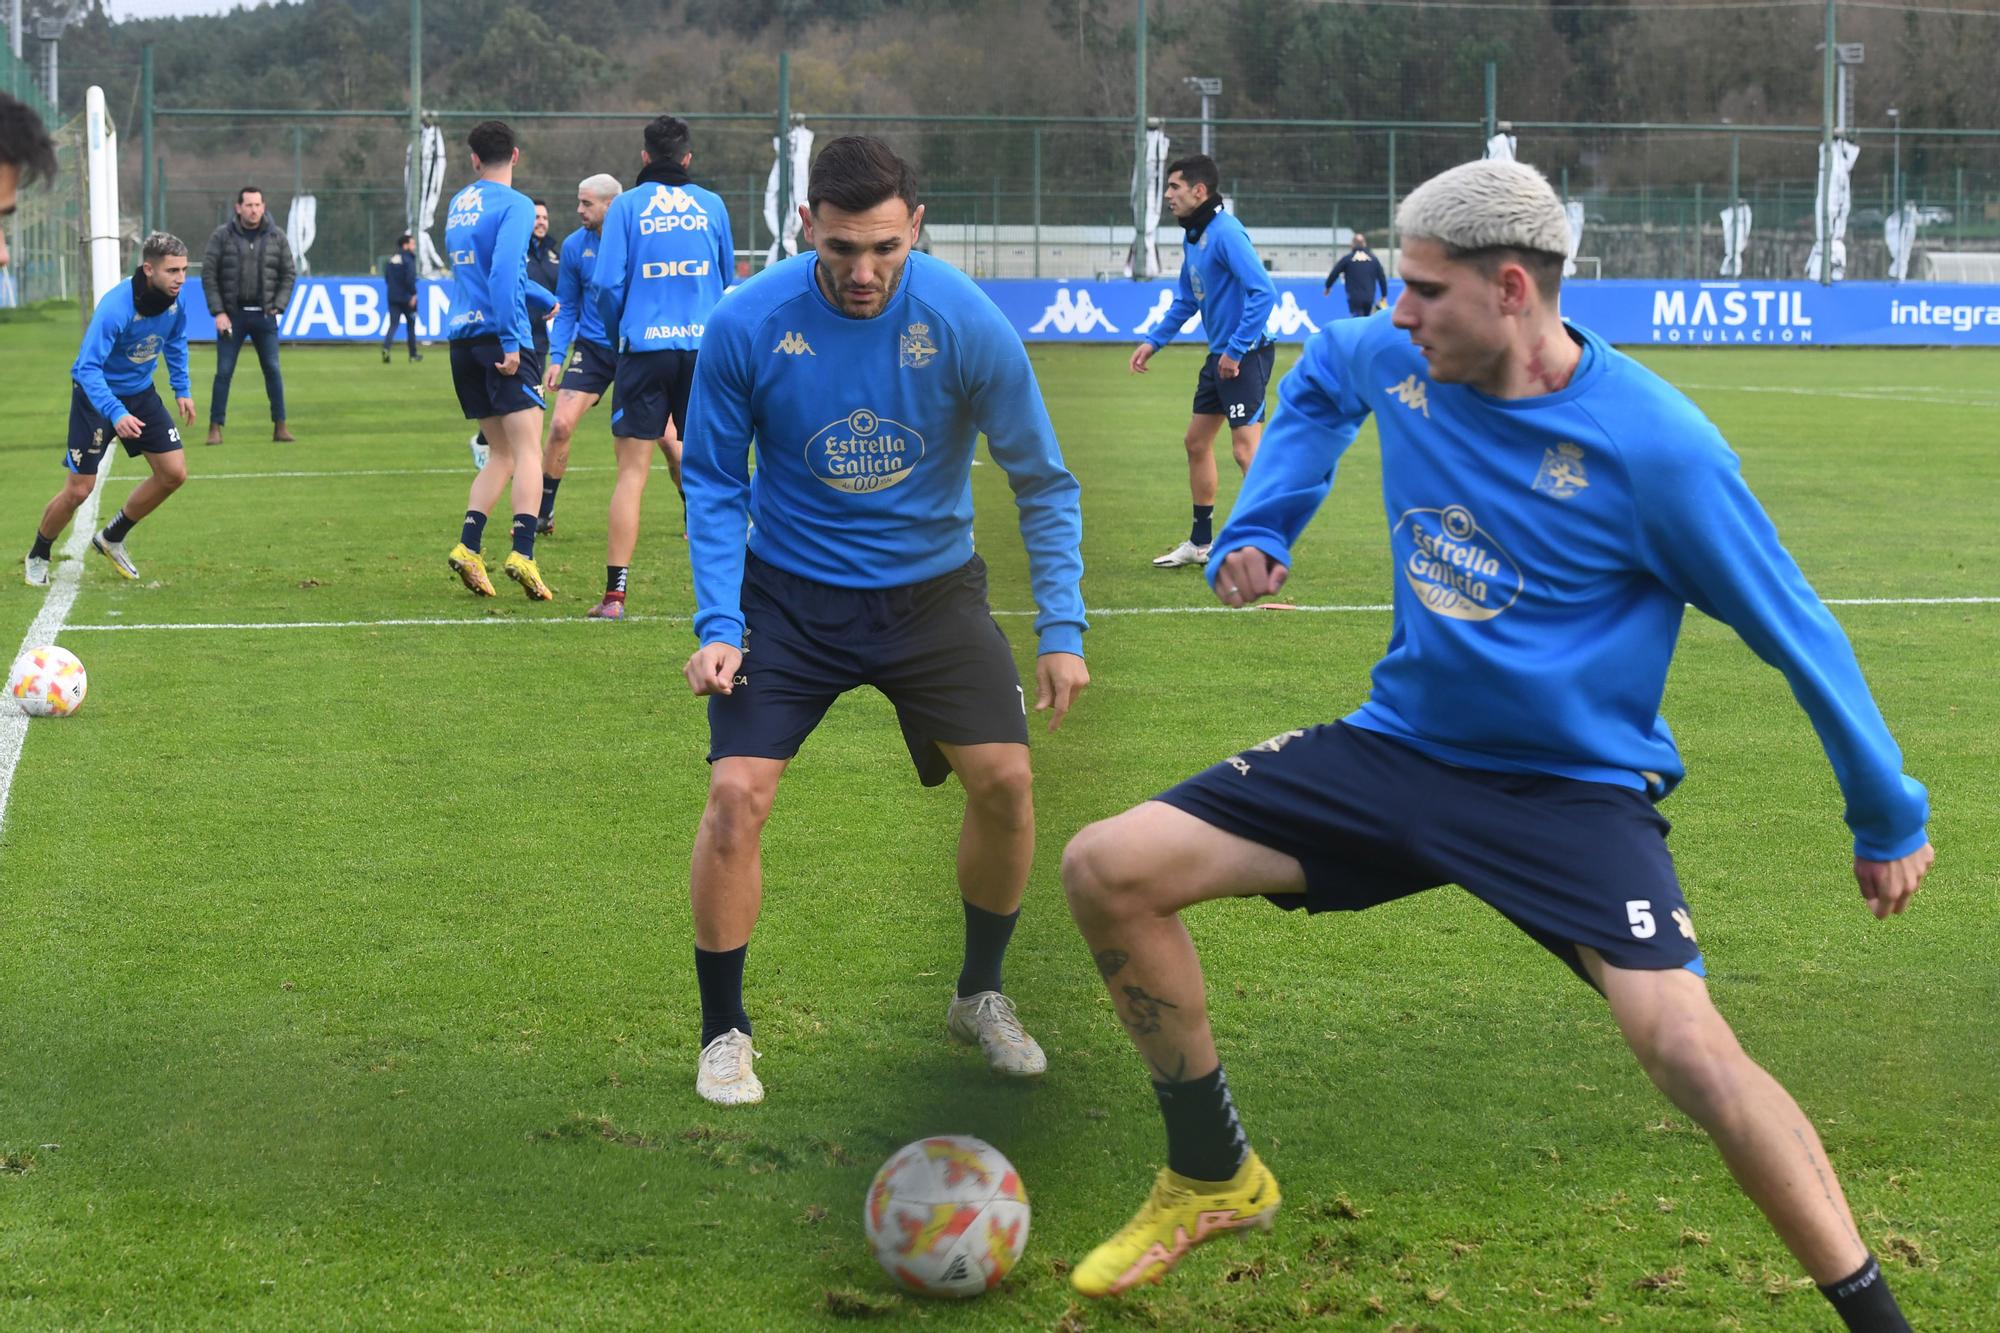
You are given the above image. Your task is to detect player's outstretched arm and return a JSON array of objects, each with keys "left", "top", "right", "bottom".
[
  {"left": 684, "top": 642, "right": 742, "bottom": 697},
  {"left": 1854, "top": 841, "right": 1934, "bottom": 919},
  {"left": 1033, "top": 653, "right": 1089, "bottom": 733}
]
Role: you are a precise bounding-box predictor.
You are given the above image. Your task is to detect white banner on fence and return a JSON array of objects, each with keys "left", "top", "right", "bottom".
[
  {"left": 763, "top": 126, "right": 815, "bottom": 265},
  {"left": 1885, "top": 202, "right": 1920, "bottom": 281},
  {"left": 1806, "top": 137, "right": 1860, "bottom": 282},
  {"left": 286, "top": 195, "right": 317, "bottom": 277},
  {"left": 1720, "top": 201, "right": 1751, "bottom": 277}
]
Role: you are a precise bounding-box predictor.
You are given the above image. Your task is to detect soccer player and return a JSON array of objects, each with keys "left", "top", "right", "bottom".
[
  {"left": 1322, "top": 232, "right": 1389, "bottom": 319},
  {"left": 534, "top": 173, "right": 623, "bottom": 551},
  {"left": 1130, "top": 154, "right": 1275, "bottom": 570},
  {"left": 443, "top": 119, "right": 552, "bottom": 601},
  {"left": 526, "top": 198, "right": 560, "bottom": 367},
  {"left": 1061, "top": 160, "right": 1930, "bottom": 1333},
  {"left": 589, "top": 115, "right": 732, "bottom": 620},
  {"left": 25, "top": 233, "right": 195, "bottom": 587},
  {"left": 680, "top": 136, "right": 1088, "bottom": 1107}
]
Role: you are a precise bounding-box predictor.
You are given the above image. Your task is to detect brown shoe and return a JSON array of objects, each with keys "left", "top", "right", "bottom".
[
  {"left": 205, "top": 424, "right": 223, "bottom": 446},
  {"left": 272, "top": 422, "right": 296, "bottom": 443}
]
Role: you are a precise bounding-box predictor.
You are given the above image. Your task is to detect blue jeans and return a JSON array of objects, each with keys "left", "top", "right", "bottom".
[{"left": 210, "top": 308, "right": 286, "bottom": 425}]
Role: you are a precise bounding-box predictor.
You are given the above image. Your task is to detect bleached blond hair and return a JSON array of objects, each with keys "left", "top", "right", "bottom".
[
  {"left": 1397, "top": 159, "right": 1568, "bottom": 295},
  {"left": 578, "top": 173, "right": 623, "bottom": 200}
]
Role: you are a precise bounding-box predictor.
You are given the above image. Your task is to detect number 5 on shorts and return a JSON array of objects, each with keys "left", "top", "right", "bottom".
[{"left": 1625, "top": 899, "right": 1656, "bottom": 939}]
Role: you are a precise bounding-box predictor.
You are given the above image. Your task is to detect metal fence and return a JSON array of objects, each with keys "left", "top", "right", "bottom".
[{"left": 126, "top": 109, "right": 2000, "bottom": 285}]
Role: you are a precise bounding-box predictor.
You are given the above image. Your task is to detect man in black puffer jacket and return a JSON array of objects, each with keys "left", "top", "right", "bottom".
[{"left": 202, "top": 185, "right": 297, "bottom": 444}]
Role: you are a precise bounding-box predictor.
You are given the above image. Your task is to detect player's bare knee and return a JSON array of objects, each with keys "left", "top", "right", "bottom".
[
  {"left": 962, "top": 758, "right": 1032, "bottom": 822},
  {"left": 1061, "top": 820, "right": 1150, "bottom": 925},
  {"left": 1629, "top": 1028, "right": 1750, "bottom": 1124},
  {"left": 703, "top": 772, "right": 776, "bottom": 848},
  {"left": 63, "top": 475, "right": 96, "bottom": 503}
]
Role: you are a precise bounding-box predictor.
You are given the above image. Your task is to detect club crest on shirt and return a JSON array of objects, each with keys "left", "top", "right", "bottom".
[
  {"left": 900, "top": 321, "right": 938, "bottom": 369},
  {"left": 1532, "top": 442, "right": 1590, "bottom": 499}
]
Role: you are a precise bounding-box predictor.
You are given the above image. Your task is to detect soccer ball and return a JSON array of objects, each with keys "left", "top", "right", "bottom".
[
  {"left": 862, "top": 1135, "right": 1030, "bottom": 1297},
  {"left": 7, "top": 645, "right": 88, "bottom": 717}
]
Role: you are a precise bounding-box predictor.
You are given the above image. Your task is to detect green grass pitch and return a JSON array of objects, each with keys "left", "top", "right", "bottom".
[{"left": 1, "top": 308, "right": 1996, "bottom": 1329}]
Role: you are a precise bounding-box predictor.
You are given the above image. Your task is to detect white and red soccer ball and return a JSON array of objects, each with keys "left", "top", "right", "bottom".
[
  {"left": 863, "top": 1135, "right": 1029, "bottom": 1297},
  {"left": 7, "top": 645, "right": 87, "bottom": 717}
]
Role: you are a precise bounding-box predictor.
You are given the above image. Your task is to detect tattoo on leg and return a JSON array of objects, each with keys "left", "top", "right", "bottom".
[
  {"left": 1093, "top": 948, "right": 1130, "bottom": 980},
  {"left": 1120, "top": 985, "right": 1179, "bottom": 1036},
  {"left": 1792, "top": 1127, "right": 1864, "bottom": 1244},
  {"left": 1145, "top": 1051, "right": 1189, "bottom": 1084}
]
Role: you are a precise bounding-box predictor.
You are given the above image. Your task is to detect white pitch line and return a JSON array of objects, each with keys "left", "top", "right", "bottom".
[
  {"left": 191, "top": 462, "right": 648, "bottom": 482},
  {"left": 1674, "top": 382, "right": 2000, "bottom": 410},
  {"left": 0, "top": 460, "right": 113, "bottom": 836},
  {"left": 57, "top": 595, "right": 2000, "bottom": 635}
]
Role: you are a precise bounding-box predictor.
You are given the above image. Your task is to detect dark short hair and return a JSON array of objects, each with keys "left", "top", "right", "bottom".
[
  {"left": 1166, "top": 154, "right": 1219, "bottom": 199},
  {"left": 643, "top": 115, "right": 691, "bottom": 164},
  {"left": 397, "top": 231, "right": 413, "bottom": 245},
  {"left": 807, "top": 135, "right": 918, "bottom": 215},
  {"left": 467, "top": 120, "right": 515, "bottom": 166},
  {"left": 0, "top": 93, "right": 58, "bottom": 188},
  {"left": 141, "top": 232, "right": 188, "bottom": 263},
  {"left": 236, "top": 185, "right": 264, "bottom": 203},
  {"left": 532, "top": 198, "right": 548, "bottom": 209}
]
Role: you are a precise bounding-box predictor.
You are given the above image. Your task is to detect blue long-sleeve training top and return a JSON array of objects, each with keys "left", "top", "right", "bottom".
[
  {"left": 1145, "top": 206, "right": 1275, "bottom": 359},
  {"left": 444, "top": 177, "right": 535, "bottom": 351},
  {"left": 683, "top": 250, "right": 1087, "bottom": 658},
  {"left": 73, "top": 273, "right": 190, "bottom": 422},
  {"left": 547, "top": 226, "right": 609, "bottom": 362},
  {"left": 1210, "top": 313, "right": 1928, "bottom": 861},
  {"left": 591, "top": 168, "right": 733, "bottom": 353}
]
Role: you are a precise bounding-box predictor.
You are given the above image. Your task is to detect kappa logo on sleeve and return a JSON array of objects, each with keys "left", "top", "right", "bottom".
[{"left": 773, "top": 331, "right": 815, "bottom": 356}]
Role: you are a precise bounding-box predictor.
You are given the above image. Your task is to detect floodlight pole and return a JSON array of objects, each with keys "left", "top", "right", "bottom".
[
  {"left": 408, "top": 0, "right": 422, "bottom": 240},
  {"left": 1817, "top": 0, "right": 1834, "bottom": 287},
  {"left": 141, "top": 45, "right": 154, "bottom": 234},
  {"left": 1132, "top": 0, "right": 1148, "bottom": 280},
  {"left": 1183, "top": 75, "right": 1221, "bottom": 158},
  {"left": 777, "top": 51, "right": 791, "bottom": 254}
]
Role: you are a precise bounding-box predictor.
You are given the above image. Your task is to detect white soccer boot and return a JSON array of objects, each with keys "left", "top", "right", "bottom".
[
  {"left": 468, "top": 432, "right": 490, "bottom": 470},
  {"left": 947, "top": 990, "right": 1048, "bottom": 1077},
  {"left": 24, "top": 554, "right": 50, "bottom": 587},
  {"left": 1151, "top": 539, "right": 1211, "bottom": 568},
  {"left": 91, "top": 532, "right": 139, "bottom": 579},
  {"left": 696, "top": 1029, "right": 764, "bottom": 1106}
]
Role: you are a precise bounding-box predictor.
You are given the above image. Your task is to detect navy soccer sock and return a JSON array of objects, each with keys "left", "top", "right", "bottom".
[
  {"left": 606, "top": 565, "right": 628, "bottom": 597},
  {"left": 696, "top": 945, "right": 752, "bottom": 1046},
  {"left": 956, "top": 901, "right": 1020, "bottom": 998},
  {"left": 459, "top": 510, "right": 487, "bottom": 552},
  {"left": 510, "top": 513, "right": 536, "bottom": 558},
  {"left": 1819, "top": 1256, "right": 1910, "bottom": 1332},
  {"left": 29, "top": 532, "right": 54, "bottom": 561},
  {"left": 1191, "top": 504, "right": 1215, "bottom": 547},
  {"left": 104, "top": 508, "right": 137, "bottom": 542},
  {"left": 539, "top": 476, "right": 561, "bottom": 522},
  {"left": 1153, "top": 1064, "right": 1250, "bottom": 1183}
]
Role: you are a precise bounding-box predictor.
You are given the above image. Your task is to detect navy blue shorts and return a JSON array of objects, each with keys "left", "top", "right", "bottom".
[
  {"left": 708, "top": 553, "right": 1030, "bottom": 788},
  {"left": 1191, "top": 342, "right": 1275, "bottom": 426},
  {"left": 66, "top": 382, "right": 182, "bottom": 475},
  {"left": 610, "top": 348, "right": 696, "bottom": 441},
  {"left": 449, "top": 336, "right": 545, "bottom": 421},
  {"left": 559, "top": 339, "right": 617, "bottom": 396},
  {"left": 1155, "top": 722, "right": 1705, "bottom": 983}
]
